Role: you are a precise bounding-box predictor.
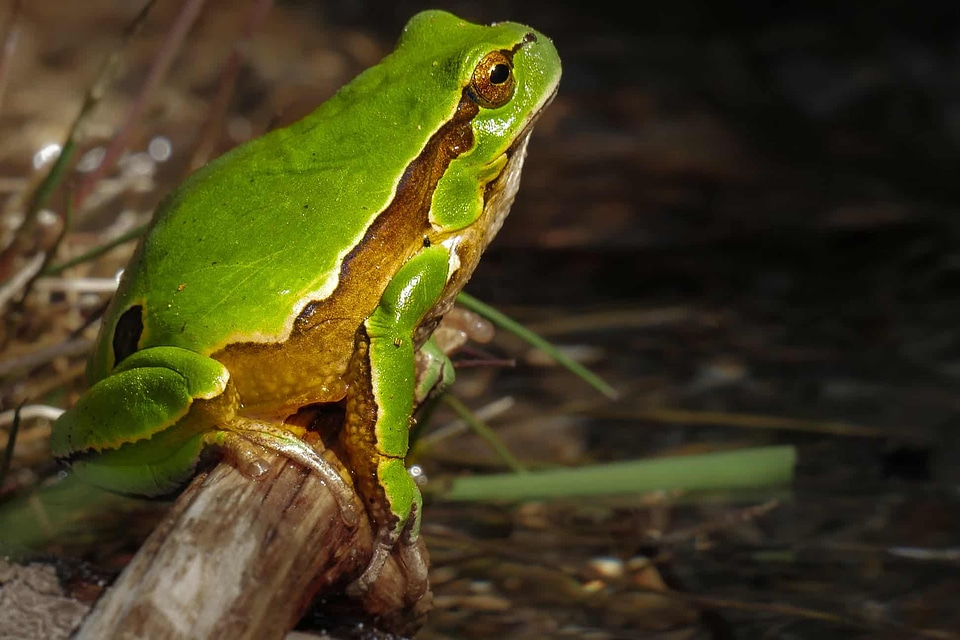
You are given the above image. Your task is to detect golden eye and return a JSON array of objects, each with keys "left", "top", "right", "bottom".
[{"left": 469, "top": 51, "right": 515, "bottom": 108}]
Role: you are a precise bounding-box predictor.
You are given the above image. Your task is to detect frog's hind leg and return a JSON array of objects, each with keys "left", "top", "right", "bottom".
[
  {"left": 339, "top": 246, "right": 451, "bottom": 601},
  {"left": 210, "top": 419, "right": 361, "bottom": 526}
]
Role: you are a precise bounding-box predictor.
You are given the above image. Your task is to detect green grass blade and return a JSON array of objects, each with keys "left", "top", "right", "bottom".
[
  {"left": 442, "top": 445, "right": 796, "bottom": 502},
  {"left": 441, "top": 394, "right": 528, "bottom": 473},
  {"left": 456, "top": 292, "right": 618, "bottom": 400},
  {"left": 43, "top": 223, "right": 148, "bottom": 276},
  {"left": 0, "top": 474, "right": 144, "bottom": 554}
]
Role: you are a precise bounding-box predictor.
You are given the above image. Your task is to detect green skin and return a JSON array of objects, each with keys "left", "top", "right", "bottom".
[{"left": 51, "top": 10, "right": 560, "bottom": 598}]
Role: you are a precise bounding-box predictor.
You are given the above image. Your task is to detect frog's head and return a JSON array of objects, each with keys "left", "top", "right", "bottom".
[
  {"left": 400, "top": 11, "right": 561, "bottom": 236},
  {"left": 393, "top": 11, "right": 562, "bottom": 312}
]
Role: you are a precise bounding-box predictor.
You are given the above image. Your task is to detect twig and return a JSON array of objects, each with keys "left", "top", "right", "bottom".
[
  {"left": 72, "top": 451, "right": 432, "bottom": 639},
  {"left": 0, "top": 252, "right": 43, "bottom": 310},
  {"left": 0, "top": 404, "right": 64, "bottom": 428}
]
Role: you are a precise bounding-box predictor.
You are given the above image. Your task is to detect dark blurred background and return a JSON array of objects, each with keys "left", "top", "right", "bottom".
[{"left": 2, "top": 1, "right": 959, "bottom": 638}]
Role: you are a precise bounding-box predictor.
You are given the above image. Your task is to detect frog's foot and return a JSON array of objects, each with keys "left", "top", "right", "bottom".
[
  {"left": 223, "top": 419, "right": 361, "bottom": 527},
  {"left": 347, "top": 535, "right": 393, "bottom": 598},
  {"left": 347, "top": 503, "right": 429, "bottom": 602}
]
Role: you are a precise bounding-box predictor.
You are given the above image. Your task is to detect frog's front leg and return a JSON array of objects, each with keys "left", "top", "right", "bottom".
[
  {"left": 341, "top": 245, "right": 453, "bottom": 600},
  {"left": 51, "top": 346, "right": 360, "bottom": 525}
]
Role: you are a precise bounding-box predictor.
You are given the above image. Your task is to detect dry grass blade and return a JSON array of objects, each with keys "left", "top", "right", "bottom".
[
  {"left": 0, "top": 1, "right": 155, "bottom": 310},
  {"left": 184, "top": 0, "right": 276, "bottom": 173},
  {"left": 72, "top": 0, "right": 204, "bottom": 211},
  {"left": 0, "top": 0, "right": 23, "bottom": 115},
  {"left": 627, "top": 407, "right": 905, "bottom": 439},
  {"left": 658, "top": 588, "right": 960, "bottom": 640}
]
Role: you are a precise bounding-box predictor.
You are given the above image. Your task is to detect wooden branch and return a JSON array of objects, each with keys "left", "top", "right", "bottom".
[{"left": 72, "top": 451, "right": 432, "bottom": 639}]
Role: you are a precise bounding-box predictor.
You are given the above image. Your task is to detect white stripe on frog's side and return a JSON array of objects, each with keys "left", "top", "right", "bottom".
[{"left": 440, "top": 236, "right": 464, "bottom": 280}]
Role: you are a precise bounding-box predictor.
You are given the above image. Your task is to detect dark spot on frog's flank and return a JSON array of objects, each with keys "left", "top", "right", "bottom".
[
  {"left": 422, "top": 237, "right": 431, "bottom": 248},
  {"left": 113, "top": 305, "right": 144, "bottom": 365},
  {"left": 303, "top": 203, "right": 309, "bottom": 209}
]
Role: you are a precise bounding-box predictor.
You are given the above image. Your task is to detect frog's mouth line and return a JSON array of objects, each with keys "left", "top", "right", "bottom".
[
  {"left": 475, "top": 132, "right": 531, "bottom": 253},
  {"left": 509, "top": 86, "right": 558, "bottom": 157}
]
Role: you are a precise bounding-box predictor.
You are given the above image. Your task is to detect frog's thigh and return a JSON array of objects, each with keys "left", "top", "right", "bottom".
[
  {"left": 50, "top": 346, "right": 234, "bottom": 496},
  {"left": 71, "top": 430, "right": 208, "bottom": 497},
  {"left": 50, "top": 346, "right": 231, "bottom": 459}
]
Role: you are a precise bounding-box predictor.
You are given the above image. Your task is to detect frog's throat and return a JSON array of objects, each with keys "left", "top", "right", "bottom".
[
  {"left": 480, "top": 132, "right": 531, "bottom": 251},
  {"left": 468, "top": 75, "right": 558, "bottom": 257},
  {"left": 426, "top": 76, "right": 558, "bottom": 322}
]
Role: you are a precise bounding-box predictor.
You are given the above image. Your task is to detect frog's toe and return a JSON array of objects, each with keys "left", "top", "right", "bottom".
[
  {"left": 398, "top": 539, "right": 429, "bottom": 603},
  {"left": 214, "top": 431, "right": 271, "bottom": 478},
  {"left": 347, "top": 536, "right": 393, "bottom": 598}
]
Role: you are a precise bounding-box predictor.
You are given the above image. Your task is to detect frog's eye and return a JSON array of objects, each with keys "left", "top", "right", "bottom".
[{"left": 469, "top": 51, "right": 515, "bottom": 108}]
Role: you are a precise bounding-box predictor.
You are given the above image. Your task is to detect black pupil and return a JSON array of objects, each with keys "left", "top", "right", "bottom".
[{"left": 490, "top": 63, "right": 510, "bottom": 85}]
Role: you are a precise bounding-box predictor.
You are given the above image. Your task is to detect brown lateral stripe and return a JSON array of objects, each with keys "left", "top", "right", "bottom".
[
  {"left": 212, "top": 89, "right": 483, "bottom": 413},
  {"left": 292, "top": 93, "right": 481, "bottom": 334}
]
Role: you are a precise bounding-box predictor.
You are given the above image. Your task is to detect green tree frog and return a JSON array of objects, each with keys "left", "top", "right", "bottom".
[{"left": 51, "top": 10, "right": 560, "bottom": 598}]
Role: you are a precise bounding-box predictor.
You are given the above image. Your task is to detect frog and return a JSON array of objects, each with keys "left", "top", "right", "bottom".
[{"left": 51, "top": 9, "right": 561, "bottom": 599}]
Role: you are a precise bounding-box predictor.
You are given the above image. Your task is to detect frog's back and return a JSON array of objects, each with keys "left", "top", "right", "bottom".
[{"left": 92, "top": 11, "right": 554, "bottom": 381}]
